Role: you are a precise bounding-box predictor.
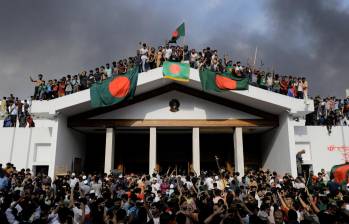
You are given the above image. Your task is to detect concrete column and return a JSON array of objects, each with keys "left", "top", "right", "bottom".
[
  {"left": 234, "top": 127, "right": 244, "bottom": 176},
  {"left": 104, "top": 128, "right": 115, "bottom": 174},
  {"left": 149, "top": 127, "right": 157, "bottom": 175},
  {"left": 192, "top": 127, "right": 200, "bottom": 175}
]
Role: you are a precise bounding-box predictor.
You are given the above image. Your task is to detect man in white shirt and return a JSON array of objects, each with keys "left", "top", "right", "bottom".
[
  {"left": 293, "top": 177, "right": 305, "bottom": 189},
  {"left": 72, "top": 202, "right": 90, "bottom": 224},
  {"left": 235, "top": 61, "right": 243, "bottom": 73},
  {"left": 321, "top": 169, "right": 330, "bottom": 183},
  {"left": 164, "top": 45, "right": 172, "bottom": 61},
  {"left": 69, "top": 173, "right": 79, "bottom": 189},
  {"left": 297, "top": 78, "right": 304, "bottom": 99},
  {"left": 80, "top": 180, "right": 91, "bottom": 196},
  {"left": 90, "top": 176, "right": 102, "bottom": 198},
  {"left": 9, "top": 102, "right": 18, "bottom": 127},
  {"left": 105, "top": 63, "right": 112, "bottom": 77},
  {"left": 214, "top": 176, "right": 224, "bottom": 190},
  {"left": 150, "top": 203, "right": 161, "bottom": 224},
  {"left": 139, "top": 43, "right": 149, "bottom": 72},
  {"left": 211, "top": 50, "right": 218, "bottom": 64},
  {"left": 5, "top": 201, "right": 22, "bottom": 224},
  {"left": 185, "top": 176, "right": 193, "bottom": 189},
  {"left": 204, "top": 176, "right": 214, "bottom": 190},
  {"left": 151, "top": 179, "right": 160, "bottom": 194},
  {"left": 190, "top": 49, "right": 198, "bottom": 68}
]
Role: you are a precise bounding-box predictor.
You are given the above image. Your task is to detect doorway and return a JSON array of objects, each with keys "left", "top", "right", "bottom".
[{"left": 157, "top": 129, "right": 192, "bottom": 175}]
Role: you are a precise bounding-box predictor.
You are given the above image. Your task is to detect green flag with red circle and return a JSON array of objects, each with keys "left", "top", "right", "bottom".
[
  {"left": 330, "top": 163, "right": 349, "bottom": 184},
  {"left": 169, "top": 22, "right": 185, "bottom": 43},
  {"left": 90, "top": 67, "right": 139, "bottom": 108},
  {"left": 163, "top": 61, "right": 190, "bottom": 82},
  {"left": 199, "top": 69, "right": 249, "bottom": 92}
]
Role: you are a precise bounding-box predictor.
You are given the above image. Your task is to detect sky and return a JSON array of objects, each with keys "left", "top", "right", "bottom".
[{"left": 0, "top": 0, "right": 348, "bottom": 98}]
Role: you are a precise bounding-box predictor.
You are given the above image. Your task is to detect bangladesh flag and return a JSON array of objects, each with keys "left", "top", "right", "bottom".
[
  {"left": 90, "top": 67, "right": 138, "bottom": 108},
  {"left": 199, "top": 69, "right": 249, "bottom": 92},
  {"left": 163, "top": 61, "right": 190, "bottom": 82},
  {"left": 169, "top": 22, "right": 185, "bottom": 43},
  {"left": 330, "top": 163, "right": 349, "bottom": 184}
]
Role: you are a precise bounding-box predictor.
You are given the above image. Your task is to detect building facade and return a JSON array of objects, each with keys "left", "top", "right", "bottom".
[{"left": 1, "top": 67, "right": 348, "bottom": 178}]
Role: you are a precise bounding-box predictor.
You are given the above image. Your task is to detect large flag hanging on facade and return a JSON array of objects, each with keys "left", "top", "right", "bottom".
[
  {"left": 169, "top": 22, "right": 185, "bottom": 43},
  {"left": 163, "top": 61, "right": 190, "bottom": 82},
  {"left": 199, "top": 69, "right": 249, "bottom": 92},
  {"left": 90, "top": 67, "right": 138, "bottom": 108}
]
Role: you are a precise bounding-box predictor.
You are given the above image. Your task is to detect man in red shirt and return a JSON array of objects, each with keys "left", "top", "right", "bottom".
[{"left": 280, "top": 76, "right": 289, "bottom": 95}]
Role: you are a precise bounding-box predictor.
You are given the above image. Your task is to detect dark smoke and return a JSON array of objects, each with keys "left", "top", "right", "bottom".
[{"left": 0, "top": 0, "right": 348, "bottom": 98}]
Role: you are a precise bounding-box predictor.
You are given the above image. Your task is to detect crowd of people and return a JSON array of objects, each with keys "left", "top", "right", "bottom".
[
  {"left": 0, "top": 162, "right": 349, "bottom": 224},
  {"left": 23, "top": 41, "right": 349, "bottom": 129},
  {"left": 28, "top": 59, "right": 136, "bottom": 101},
  {"left": 306, "top": 96, "right": 349, "bottom": 131},
  {"left": 0, "top": 94, "right": 34, "bottom": 128},
  {"left": 28, "top": 42, "right": 309, "bottom": 102}
]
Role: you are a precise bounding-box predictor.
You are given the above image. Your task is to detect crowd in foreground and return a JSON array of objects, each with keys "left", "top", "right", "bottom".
[
  {"left": 0, "top": 94, "right": 34, "bottom": 128},
  {"left": 29, "top": 42, "right": 309, "bottom": 102},
  {"left": 1, "top": 162, "right": 349, "bottom": 224}
]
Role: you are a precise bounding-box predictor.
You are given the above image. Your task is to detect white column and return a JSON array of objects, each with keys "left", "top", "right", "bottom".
[
  {"left": 192, "top": 127, "right": 200, "bottom": 175},
  {"left": 149, "top": 127, "right": 157, "bottom": 175},
  {"left": 234, "top": 127, "right": 244, "bottom": 176},
  {"left": 104, "top": 128, "right": 115, "bottom": 174}
]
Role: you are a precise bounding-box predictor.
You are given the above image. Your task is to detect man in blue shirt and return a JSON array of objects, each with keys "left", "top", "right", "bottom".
[{"left": 0, "top": 171, "right": 9, "bottom": 190}]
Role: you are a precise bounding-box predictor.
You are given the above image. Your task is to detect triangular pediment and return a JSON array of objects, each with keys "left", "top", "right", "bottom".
[{"left": 89, "top": 90, "right": 262, "bottom": 120}]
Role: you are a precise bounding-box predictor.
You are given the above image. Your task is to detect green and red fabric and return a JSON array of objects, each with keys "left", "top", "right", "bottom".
[
  {"left": 163, "top": 61, "right": 190, "bottom": 82},
  {"left": 199, "top": 69, "right": 249, "bottom": 92},
  {"left": 90, "top": 67, "right": 138, "bottom": 108},
  {"left": 169, "top": 22, "right": 185, "bottom": 43},
  {"left": 330, "top": 163, "right": 349, "bottom": 184}
]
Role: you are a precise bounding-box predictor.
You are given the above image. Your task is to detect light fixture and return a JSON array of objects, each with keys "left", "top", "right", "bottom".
[{"left": 169, "top": 99, "right": 180, "bottom": 112}]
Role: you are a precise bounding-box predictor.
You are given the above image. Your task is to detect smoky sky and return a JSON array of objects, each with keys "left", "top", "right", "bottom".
[{"left": 0, "top": 0, "right": 348, "bottom": 99}]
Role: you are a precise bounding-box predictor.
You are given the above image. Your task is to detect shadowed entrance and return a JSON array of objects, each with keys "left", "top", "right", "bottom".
[
  {"left": 200, "top": 133, "right": 234, "bottom": 173},
  {"left": 157, "top": 129, "right": 192, "bottom": 175},
  {"left": 116, "top": 130, "right": 149, "bottom": 174}
]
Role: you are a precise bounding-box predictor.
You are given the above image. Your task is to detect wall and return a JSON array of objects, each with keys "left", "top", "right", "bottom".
[
  {"left": 260, "top": 112, "right": 297, "bottom": 176},
  {"left": 294, "top": 126, "right": 349, "bottom": 174},
  {"left": 91, "top": 91, "right": 261, "bottom": 120},
  {"left": 0, "top": 116, "right": 86, "bottom": 177},
  {"left": 53, "top": 115, "right": 86, "bottom": 175},
  {"left": 0, "top": 126, "right": 55, "bottom": 176},
  {"left": 0, "top": 128, "right": 15, "bottom": 163},
  {"left": 29, "top": 90, "right": 90, "bottom": 115}
]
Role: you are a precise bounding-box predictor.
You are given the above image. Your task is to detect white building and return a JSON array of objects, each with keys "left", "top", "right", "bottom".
[{"left": 1, "top": 67, "right": 348, "bottom": 178}]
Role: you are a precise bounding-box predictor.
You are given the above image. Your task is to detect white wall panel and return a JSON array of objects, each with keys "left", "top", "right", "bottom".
[
  {"left": 0, "top": 128, "right": 15, "bottom": 164},
  {"left": 261, "top": 112, "right": 296, "bottom": 176},
  {"left": 11, "top": 128, "right": 31, "bottom": 168},
  {"left": 0, "top": 127, "right": 55, "bottom": 172},
  {"left": 34, "top": 143, "right": 51, "bottom": 163},
  {"left": 54, "top": 116, "right": 86, "bottom": 175},
  {"left": 294, "top": 126, "right": 349, "bottom": 174}
]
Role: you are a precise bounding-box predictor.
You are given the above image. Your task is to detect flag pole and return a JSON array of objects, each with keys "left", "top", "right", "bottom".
[
  {"left": 182, "top": 21, "right": 186, "bottom": 62},
  {"left": 272, "top": 65, "right": 275, "bottom": 76},
  {"left": 183, "top": 21, "right": 186, "bottom": 47},
  {"left": 253, "top": 46, "right": 258, "bottom": 66}
]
